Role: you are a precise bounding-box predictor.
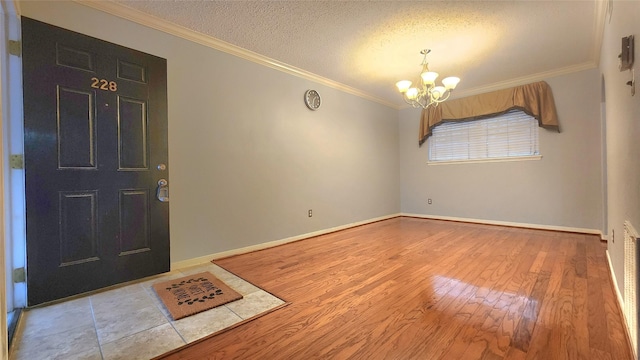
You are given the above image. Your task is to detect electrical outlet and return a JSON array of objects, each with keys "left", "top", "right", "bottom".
[
  {"left": 428, "top": 198, "right": 432, "bottom": 205},
  {"left": 308, "top": 209, "right": 312, "bottom": 217}
]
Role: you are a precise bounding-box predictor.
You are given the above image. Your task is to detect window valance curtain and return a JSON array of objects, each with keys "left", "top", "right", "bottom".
[{"left": 419, "top": 81, "right": 560, "bottom": 146}]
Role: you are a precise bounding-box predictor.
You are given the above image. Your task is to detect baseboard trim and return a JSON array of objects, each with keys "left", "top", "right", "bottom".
[
  {"left": 171, "top": 213, "right": 401, "bottom": 270},
  {"left": 605, "top": 250, "right": 637, "bottom": 360},
  {"left": 606, "top": 249, "right": 624, "bottom": 309},
  {"left": 172, "top": 213, "right": 607, "bottom": 270},
  {"left": 401, "top": 213, "right": 604, "bottom": 237}
]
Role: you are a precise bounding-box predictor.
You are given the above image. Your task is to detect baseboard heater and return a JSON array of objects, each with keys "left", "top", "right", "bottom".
[{"left": 624, "top": 220, "right": 638, "bottom": 358}]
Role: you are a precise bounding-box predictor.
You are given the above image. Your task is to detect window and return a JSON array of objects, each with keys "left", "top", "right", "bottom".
[{"left": 428, "top": 110, "right": 539, "bottom": 163}]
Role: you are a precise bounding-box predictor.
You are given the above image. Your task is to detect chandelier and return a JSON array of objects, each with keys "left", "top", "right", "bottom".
[{"left": 396, "top": 49, "right": 460, "bottom": 109}]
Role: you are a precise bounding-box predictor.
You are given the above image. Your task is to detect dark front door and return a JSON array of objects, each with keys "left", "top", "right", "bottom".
[{"left": 22, "top": 17, "right": 170, "bottom": 306}]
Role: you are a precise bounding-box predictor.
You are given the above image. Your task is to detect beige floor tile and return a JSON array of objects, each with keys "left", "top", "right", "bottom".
[
  {"left": 19, "top": 297, "right": 94, "bottom": 338},
  {"left": 176, "top": 262, "right": 216, "bottom": 276},
  {"left": 10, "top": 323, "right": 100, "bottom": 360},
  {"left": 100, "top": 323, "right": 185, "bottom": 360},
  {"left": 172, "top": 305, "right": 243, "bottom": 343},
  {"left": 59, "top": 347, "right": 104, "bottom": 360},
  {"left": 144, "top": 285, "right": 174, "bottom": 319},
  {"left": 10, "top": 264, "right": 287, "bottom": 360},
  {"left": 138, "top": 271, "right": 186, "bottom": 291},
  {"left": 225, "top": 290, "right": 285, "bottom": 319},
  {"left": 65, "top": 347, "right": 103, "bottom": 360},
  {"left": 214, "top": 274, "right": 261, "bottom": 295},
  {"left": 91, "top": 283, "right": 167, "bottom": 342},
  {"left": 94, "top": 304, "right": 168, "bottom": 344},
  {"left": 90, "top": 284, "right": 150, "bottom": 312}
]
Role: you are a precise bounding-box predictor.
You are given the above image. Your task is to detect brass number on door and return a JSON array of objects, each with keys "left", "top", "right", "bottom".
[{"left": 90, "top": 77, "right": 118, "bottom": 92}]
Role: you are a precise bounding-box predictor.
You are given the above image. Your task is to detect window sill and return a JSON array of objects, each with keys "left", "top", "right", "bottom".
[{"left": 427, "top": 155, "right": 542, "bottom": 166}]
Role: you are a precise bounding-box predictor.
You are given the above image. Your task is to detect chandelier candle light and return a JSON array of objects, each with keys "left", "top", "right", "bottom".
[{"left": 396, "top": 49, "right": 460, "bottom": 109}]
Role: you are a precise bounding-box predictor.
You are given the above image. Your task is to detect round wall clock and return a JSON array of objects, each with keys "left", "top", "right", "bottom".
[{"left": 304, "top": 89, "right": 321, "bottom": 111}]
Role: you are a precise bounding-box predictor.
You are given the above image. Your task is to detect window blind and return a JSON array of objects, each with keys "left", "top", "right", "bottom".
[{"left": 428, "top": 110, "right": 539, "bottom": 162}]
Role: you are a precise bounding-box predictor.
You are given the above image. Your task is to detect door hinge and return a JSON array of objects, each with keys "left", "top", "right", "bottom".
[
  {"left": 8, "top": 40, "right": 21, "bottom": 57},
  {"left": 10, "top": 154, "right": 24, "bottom": 169},
  {"left": 13, "top": 268, "right": 25, "bottom": 283}
]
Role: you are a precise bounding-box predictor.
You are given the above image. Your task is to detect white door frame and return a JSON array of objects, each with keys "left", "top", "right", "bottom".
[
  {"left": 0, "top": 11, "right": 8, "bottom": 358},
  {"left": 1, "top": 0, "right": 24, "bottom": 357}
]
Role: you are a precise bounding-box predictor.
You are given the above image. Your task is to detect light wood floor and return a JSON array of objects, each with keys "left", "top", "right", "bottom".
[{"left": 159, "top": 217, "right": 633, "bottom": 360}]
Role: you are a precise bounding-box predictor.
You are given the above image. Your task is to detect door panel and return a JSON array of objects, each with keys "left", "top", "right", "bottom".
[
  {"left": 119, "top": 189, "right": 150, "bottom": 254},
  {"left": 59, "top": 191, "right": 99, "bottom": 265},
  {"left": 22, "top": 17, "right": 169, "bottom": 305},
  {"left": 57, "top": 87, "right": 96, "bottom": 169},
  {"left": 118, "top": 96, "right": 148, "bottom": 169}
]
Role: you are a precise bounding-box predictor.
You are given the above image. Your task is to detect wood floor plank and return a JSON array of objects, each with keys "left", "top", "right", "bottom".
[
  {"left": 590, "top": 347, "right": 613, "bottom": 360},
  {"left": 528, "top": 251, "right": 547, "bottom": 274},
  {"left": 524, "top": 325, "right": 552, "bottom": 360},
  {"left": 546, "top": 287, "right": 577, "bottom": 359},
  {"left": 573, "top": 277, "right": 590, "bottom": 359},
  {"left": 439, "top": 323, "right": 480, "bottom": 359},
  {"left": 157, "top": 218, "right": 633, "bottom": 360},
  {"left": 587, "top": 277, "right": 610, "bottom": 354},
  {"left": 538, "top": 251, "right": 566, "bottom": 328},
  {"left": 504, "top": 346, "right": 527, "bottom": 360}
]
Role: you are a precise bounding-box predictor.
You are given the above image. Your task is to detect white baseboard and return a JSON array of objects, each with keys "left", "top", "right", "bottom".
[
  {"left": 171, "top": 213, "right": 401, "bottom": 270},
  {"left": 606, "top": 249, "right": 637, "bottom": 360},
  {"left": 401, "top": 213, "right": 605, "bottom": 238},
  {"left": 172, "top": 212, "right": 607, "bottom": 270},
  {"left": 606, "top": 249, "right": 624, "bottom": 309}
]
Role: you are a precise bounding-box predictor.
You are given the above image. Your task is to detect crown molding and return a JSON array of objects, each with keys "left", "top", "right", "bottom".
[
  {"left": 591, "top": 0, "right": 607, "bottom": 67},
  {"left": 73, "top": 0, "right": 604, "bottom": 111},
  {"left": 453, "top": 61, "right": 598, "bottom": 99},
  {"left": 73, "top": 0, "right": 399, "bottom": 109},
  {"left": 397, "top": 60, "right": 599, "bottom": 110}
]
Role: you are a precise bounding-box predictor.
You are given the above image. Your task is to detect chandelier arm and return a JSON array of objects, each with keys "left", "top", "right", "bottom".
[
  {"left": 437, "top": 91, "right": 453, "bottom": 103},
  {"left": 402, "top": 96, "right": 418, "bottom": 107}
]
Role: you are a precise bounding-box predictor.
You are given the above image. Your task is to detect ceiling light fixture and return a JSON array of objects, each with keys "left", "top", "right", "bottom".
[{"left": 396, "top": 49, "right": 460, "bottom": 109}]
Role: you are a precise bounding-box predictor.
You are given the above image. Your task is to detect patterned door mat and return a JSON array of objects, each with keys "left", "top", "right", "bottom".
[{"left": 152, "top": 272, "right": 243, "bottom": 320}]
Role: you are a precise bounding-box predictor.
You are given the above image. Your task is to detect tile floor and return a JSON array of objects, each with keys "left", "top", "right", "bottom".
[{"left": 9, "top": 262, "right": 286, "bottom": 360}]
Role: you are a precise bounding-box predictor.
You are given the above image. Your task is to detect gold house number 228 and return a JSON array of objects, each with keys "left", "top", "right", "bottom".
[{"left": 90, "top": 77, "right": 118, "bottom": 92}]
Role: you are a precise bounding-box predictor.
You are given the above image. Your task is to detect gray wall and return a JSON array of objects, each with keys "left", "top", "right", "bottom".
[
  {"left": 399, "top": 69, "right": 604, "bottom": 231},
  {"left": 20, "top": 1, "right": 401, "bottom": 263},
  {"left": 600, "top": 0, "right": 640, "bottom": 295}
]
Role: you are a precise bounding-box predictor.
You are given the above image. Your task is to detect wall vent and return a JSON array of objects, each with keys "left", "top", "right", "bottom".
[{"left": 624, "top": 220, "right": 638, "bottom": 358}]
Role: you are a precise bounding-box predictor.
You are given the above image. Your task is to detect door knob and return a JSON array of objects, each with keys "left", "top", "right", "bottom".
[{"left": 157, "top": 179, "right": 169, "bottom": 202}]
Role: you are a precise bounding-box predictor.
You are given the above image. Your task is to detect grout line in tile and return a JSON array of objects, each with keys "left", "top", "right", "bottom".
[
  {"left": 223, "top": 303, "right": 246, "bottom": 320},
  {"left": 11, "top": 266, "right": 286, "bottom": 360},
  {"left": 88, "top": 297, "right": 106, "bottom": 360},
  {"left": 167, "top": 320, "right": 188, "bottom": 345},
  {"left": 143, "top": 285, "right": 188, "bottom": 344},
  {"left": 98, "top": 319, "right": 175, "bottom": 348},
  {"left": 91, "top": 284, "right": 172, "bottom": 348}
]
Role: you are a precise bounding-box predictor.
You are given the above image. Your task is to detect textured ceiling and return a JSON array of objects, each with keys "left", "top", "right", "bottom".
[{"left": 113, "top": 0, "right": 601, "bottom": 108}]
